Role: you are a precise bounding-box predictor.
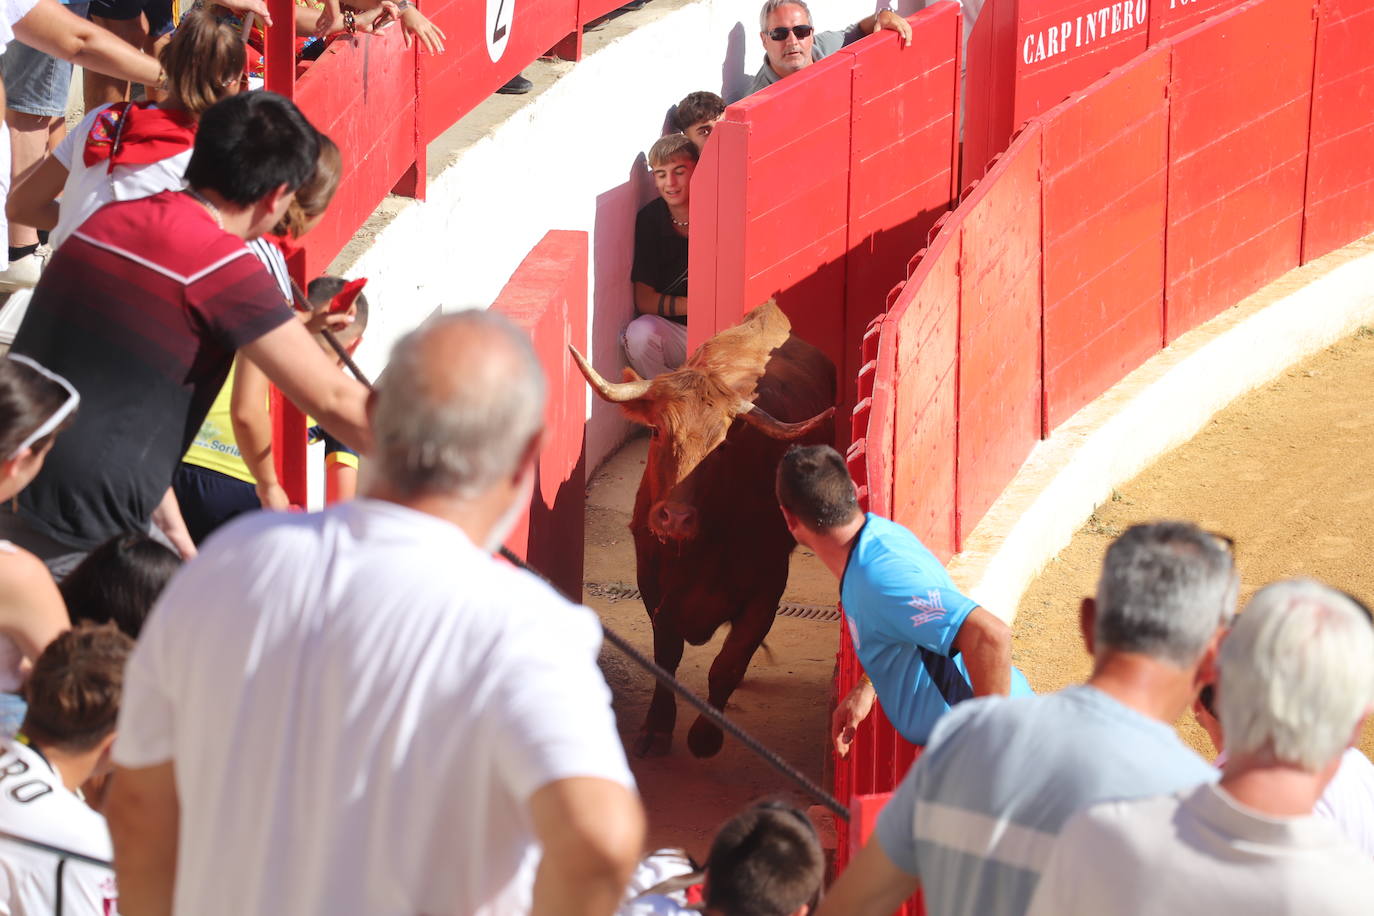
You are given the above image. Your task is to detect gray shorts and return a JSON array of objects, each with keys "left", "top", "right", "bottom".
[{"left": 1, "top": 6, "right": 89, "bottom": 119}]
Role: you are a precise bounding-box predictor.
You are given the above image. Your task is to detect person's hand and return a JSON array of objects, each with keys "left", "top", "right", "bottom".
[
  {"left": 315, "top": 0, "right": 343, "bottom": 36},
  {"left": 299, "top": 304, "right": 355, "bottom": 336},
  {"left": 833, "top": 677, "right": 878, "bottom": 757},
  {"left": 256, "top": 481, "right": 292, "bottom": 511},
  {"left": 876, "top": 9, "right": 911, "bottom": 46},
  {"left": 399, "top": 7, "right": 446, "bottom": 53},
  {"left": 215, "top": 0, "right": 273, "bottom": 26}
]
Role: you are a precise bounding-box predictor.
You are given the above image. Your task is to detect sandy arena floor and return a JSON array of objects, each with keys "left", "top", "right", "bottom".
[{"left": 1016, "top": 327, "right": 1374, "bottom": 759}]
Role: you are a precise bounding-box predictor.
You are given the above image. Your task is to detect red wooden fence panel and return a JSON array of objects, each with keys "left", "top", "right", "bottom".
[
  {"left": 964, "top": 0, "right": 1149, "bottom": 181},
  {"left": 1302, "top": 0, "right": 1374, "bottom": 262},
  {"left": 844, "top": 2, "right": 962, "bottom": 418},
  {"left": 1038, "top": 46, "right": 1169, "bottom": 432},
  {"left": 292, "top": 30, "right": 422, "bottom": 280},
  {"left": 687, "top": 53, "right": 854, "bottom": 366},
  {"left": 490, "top": 230, "right": 589, "bottom": 602},
  {"left": 1147, "top": 0, "right": 1245, "bottom": 43},
  {"left": 892, "top": 233, "right": 961, "bottom": 561},
  {"left": 1163, "top": 0, "right": 1315, "bottom": 342},
  {"left": 956, "top": 127, "right": 1043, "bottom": 542},
  {"left": 419, "top": 0, "right": 578, "bottom": 143}
]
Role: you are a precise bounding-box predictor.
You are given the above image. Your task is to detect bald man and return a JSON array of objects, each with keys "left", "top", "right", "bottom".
[{"left": 107, "top": 310, "right": 646, "bottom": 916}]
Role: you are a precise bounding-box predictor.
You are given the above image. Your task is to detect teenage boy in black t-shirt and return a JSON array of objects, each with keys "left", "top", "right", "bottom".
[{"left": 623, "top": 134, "right": 697, "bottom": 379}]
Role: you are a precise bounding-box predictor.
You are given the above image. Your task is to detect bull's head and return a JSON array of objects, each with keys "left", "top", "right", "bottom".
[{"left": 571, "top": 302, "right": 833, "bottom": 542}]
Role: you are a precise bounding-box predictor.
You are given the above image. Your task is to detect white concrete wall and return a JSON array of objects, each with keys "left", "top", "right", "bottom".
[{"left": 343, "top": 0, "right": 904, "bottom": 472}]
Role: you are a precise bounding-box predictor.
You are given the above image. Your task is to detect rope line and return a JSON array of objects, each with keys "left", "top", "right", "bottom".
[{"left": 318, "top": 328, "right": 851, "bottom": 821}]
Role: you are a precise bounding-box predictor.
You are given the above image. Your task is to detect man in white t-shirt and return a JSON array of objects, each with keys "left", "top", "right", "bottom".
[
  {"left": 1031, "top": 579, "right": 1374, "bottom": 915},
  {"left": 105, "top": 310, "right": 647, "bottom": 916},
  {"left": 0, "top": 624, "right": 132, "bottom": 916}
]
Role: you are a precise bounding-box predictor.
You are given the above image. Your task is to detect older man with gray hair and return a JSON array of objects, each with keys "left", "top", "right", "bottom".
[
  {"left": 751, "top": 0, "right": 911, "bottom": 95},
  {"left": 819, "top": 521, "right": 1236, "bottom": 916},
  {"left": 1030, "top": 578, "right": 1374, "bottom": 914},
  {"left": 106, "top": 310, "right": 646, "bottom": 916}
]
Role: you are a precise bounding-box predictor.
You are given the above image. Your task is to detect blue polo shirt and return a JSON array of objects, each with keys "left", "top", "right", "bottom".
[{"left": 839, "top": 514, "right": 1032, "bottom": 744}]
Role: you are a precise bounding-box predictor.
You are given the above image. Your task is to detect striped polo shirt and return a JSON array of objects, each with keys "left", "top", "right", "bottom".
[
  {"left": 874, "top": 685, "right": 1218, "bottom": 916},
  {"left": 11, "top": 190, "right": 293, "bottom": 549}
]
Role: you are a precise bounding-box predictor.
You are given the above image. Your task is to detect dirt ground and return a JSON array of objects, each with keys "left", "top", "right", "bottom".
[
  {"left": 1015, "top": 327, "right": 1374, "bottom": 759},
  {"left": 583, "top": 438, "right": 841, "bottom": 858}
]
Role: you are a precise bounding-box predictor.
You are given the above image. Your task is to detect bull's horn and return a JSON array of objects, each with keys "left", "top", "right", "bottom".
[
  {"left": 568, "top": 345, "right": 653, "bottom": 403},
  {"left": 737, "top": 400, "right": 836, "bottom": 440}
]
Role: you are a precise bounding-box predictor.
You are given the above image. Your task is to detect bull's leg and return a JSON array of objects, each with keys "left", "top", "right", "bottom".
[
  {"left": 636, "top": 612, "right": 684, "bottom": 757},
  {"left": 686, "top": 598, "right": 778, "bottom": 758}
]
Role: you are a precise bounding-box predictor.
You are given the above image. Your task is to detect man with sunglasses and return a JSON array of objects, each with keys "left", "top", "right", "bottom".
[
  {"left": 820, "top": 521, "right": 1235, "bottom": 916},
  {"left": 751, "top": 0, "right": 911, "bottom": 95}
]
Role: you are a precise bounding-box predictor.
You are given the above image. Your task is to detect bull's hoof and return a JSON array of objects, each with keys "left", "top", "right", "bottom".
[
  {"left": 633, "top": 729, "right": 673, "bottom": 757},
  {"left": 687, "top": 718, "right": 725, "bottom": 758}
]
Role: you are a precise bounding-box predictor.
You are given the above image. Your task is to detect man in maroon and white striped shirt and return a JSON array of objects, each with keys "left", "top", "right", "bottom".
[{"left": 4, "top": 91, "right": 371, "bottom": 576}]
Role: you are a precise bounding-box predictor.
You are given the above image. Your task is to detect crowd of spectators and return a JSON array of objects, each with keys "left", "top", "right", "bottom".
[{"left": 0, "top": 1, "right": 1363, "bottom": 915}]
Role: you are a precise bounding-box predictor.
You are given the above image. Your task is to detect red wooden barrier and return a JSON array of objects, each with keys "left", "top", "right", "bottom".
[
  {"left": 1037, "top": 46, "right": 1168, "bottom": 432},
  {"left": 844, "top": 2, "right": 962, "bottom": 410},
  {"left": 964, "top": 0, "right": 1149, "bottom": 181},
  {"left": 956, "top": 126, "right": 1043, "bottom": 543},
  {"left": 1147, "top": 0, "right": 1244, "bottom": 42},
  {"left": 688, "top": 5, "right": 961, "bottom": 438},
  {"left": 891, "top": 235, "right": 961, "bottom": 561},
  {"left": 483, "top": 231, "right": 589, "bottom": 601},
  {"left": 490, "top": 230, "right": 589, "bottom": 603},
  {"left": 293, "top": 30, "right": 424, "bottom": 279},
  {"left": 1302, "top": 0, "right": 1374, "bottom": 262},
  {"left": 1163, "top": 0, "right": 1315, "bottom": 342},
  {"left": 419, "top": 0, "right": 578, "bottom": 142}
]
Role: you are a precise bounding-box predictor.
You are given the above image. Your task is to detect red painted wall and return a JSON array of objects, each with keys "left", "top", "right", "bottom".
[
  {"left": 1038, "top": 47, "right": 1168, "bottom": 431},
  {"left": 688, "top": 4, "right": 962, "bottom": 437},
  {"left": 491, "top": 231, "right": 590, "bottom": 603},
  {"left": 956, "top": 127, "right": 1043, "bottom": 543},
  {"left": 1303, "top": 0, "right": 1374, "bottom": 262},
  {"left": 1163, "top": 0, "right": 1315, "bottom": 341}
]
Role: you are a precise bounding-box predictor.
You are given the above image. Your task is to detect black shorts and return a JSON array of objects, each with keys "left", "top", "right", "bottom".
[
  {"left": 172, "top": 463, "right": 260, "bottom": 545},
  {"left": 89, "top": 0, "right": 173, "bottom": 36}
]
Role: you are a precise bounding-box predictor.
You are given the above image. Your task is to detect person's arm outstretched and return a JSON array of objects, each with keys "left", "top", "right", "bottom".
[
  {"left": 239, "top": 319, "right": 372, "bottom": 455},
  {"left": 815, "top": 834, "right": 920, "bottom": 916},
  {"left": 528, "top": 776, "right": 645, "bottom": 916}
]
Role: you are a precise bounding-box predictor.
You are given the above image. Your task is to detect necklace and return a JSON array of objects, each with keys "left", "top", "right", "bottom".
[
  {"left": 185, "top": 189, "right": 224, "bottom": 230},
  {"left": 671, "top": 216, "right": 689, "bottom": 228}
]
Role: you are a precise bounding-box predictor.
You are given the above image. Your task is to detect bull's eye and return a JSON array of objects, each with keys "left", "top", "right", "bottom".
[{"left": 649, "top": 427, "right": 661, "bottom": 439}]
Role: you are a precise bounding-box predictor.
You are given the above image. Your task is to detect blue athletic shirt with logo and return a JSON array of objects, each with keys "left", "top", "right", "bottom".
[{"left": 840, "top": 514, "right": 1033, "bottom": 745}]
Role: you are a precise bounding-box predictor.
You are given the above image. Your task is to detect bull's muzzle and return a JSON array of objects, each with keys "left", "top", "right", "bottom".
[{"left": 649, "top": 501, "right": 699, "bottom": 542}]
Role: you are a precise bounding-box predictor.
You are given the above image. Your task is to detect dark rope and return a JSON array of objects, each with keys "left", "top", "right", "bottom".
[{"left": 303, "top": 309, "right": 851, "bottom": 821}]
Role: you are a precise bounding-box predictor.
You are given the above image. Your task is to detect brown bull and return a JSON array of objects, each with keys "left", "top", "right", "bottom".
[{"left": 572, "top": 302, "right": 835, "bottom": 757}]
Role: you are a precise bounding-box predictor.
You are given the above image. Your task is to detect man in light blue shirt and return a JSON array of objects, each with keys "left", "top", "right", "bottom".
[
  {"left": 816, "top": 520, "right": 1237, "bottom": 916},
  {"left": 776, "top": 445, "right": 1029, "bottom": 752}
]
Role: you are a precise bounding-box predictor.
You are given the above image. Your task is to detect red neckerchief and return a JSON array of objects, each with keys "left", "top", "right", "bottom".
[
  {"left": 264, "top": 232, "right": 304, "bottom": 264},
  {"left": 83, "top": 102, "right": 197, "bottom": 171},
  {"left": 328, "top": 277, "right": 368, "bottom": 314}
]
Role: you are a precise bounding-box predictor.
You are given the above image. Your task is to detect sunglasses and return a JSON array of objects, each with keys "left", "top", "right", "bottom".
[
  {"left": 766, "top": 24, "right": 814, "bottom": 40},
  {"left": 6, "top": 355, "right": 79, "bottom": 460}
]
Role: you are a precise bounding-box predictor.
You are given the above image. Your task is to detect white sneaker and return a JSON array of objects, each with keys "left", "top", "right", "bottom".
[{"left": 0, "top": 251, "right": 44, "bottom": 293}]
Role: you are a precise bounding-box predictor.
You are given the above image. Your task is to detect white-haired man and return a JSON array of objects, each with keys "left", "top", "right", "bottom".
[
  {"left": 751, "top": 0, "right": 911, "bottom": 95},
  {"left": 1029, "top": 579, "right": 1374, "bottom": 914},
  {"left": 105, "top": 311, "right": 646, "bottom": 916},
  {"left": 818, "top": 521, "right": 1236, "bottom": 916}
]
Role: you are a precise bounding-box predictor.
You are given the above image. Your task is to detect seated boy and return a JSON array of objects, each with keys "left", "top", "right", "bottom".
[
  {"left": 672, "top": 91, "right": 725, "bottom": 150},
  {"left": 624, "top": 134, "right": 697, "bottom": 379}
]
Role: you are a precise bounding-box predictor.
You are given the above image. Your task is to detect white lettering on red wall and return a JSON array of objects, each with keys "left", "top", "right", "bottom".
[{"left": 1021, "top": 0, "right": 1149, "bottom": 65}]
